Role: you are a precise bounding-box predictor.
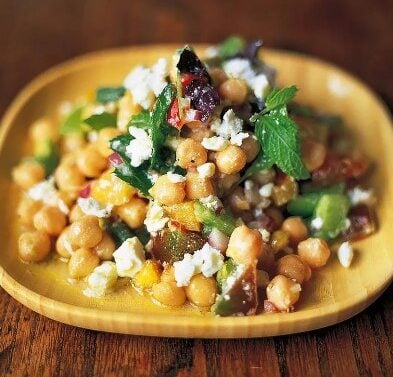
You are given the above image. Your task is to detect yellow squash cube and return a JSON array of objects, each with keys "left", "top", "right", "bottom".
[
  {"left": 165, "top": 201, "right": 201, "bottom": 231},
  {"left": 133, "top": 260, "right": 162, "bottom": 289}
]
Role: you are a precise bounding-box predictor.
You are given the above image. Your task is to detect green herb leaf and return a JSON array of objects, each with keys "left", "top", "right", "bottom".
[
  {"left": 218, "top": 35, "right": 246, "bottom": 59},
  {"left": 83, "top": 112, "right": 117, "bottom": 130},
  {"left": 255, "top": 111, "right": 310, "bottom": 180},
  {"left": 60, "top": 106, "right": 84, "bottom": 135},
  {"left": 110, "top": 134, "right": 153, "bottom": 196},
  {"left": 150, "top": 83, "right": 177, "bottom": 171},
  {"left": 240, "top": 152, "right": 273, "bottom": 182},
  {"left": 34, "top": 139, "right": 59, "bottom": 175},
  {"left": 96, "top": 86, "right": 126, "bottom": 104},
  {"left": 263, "top": 86, "right": 298, "bottom": 114},
  {"left": 127, "top": 110, "right": 151, "bottom": 129}
]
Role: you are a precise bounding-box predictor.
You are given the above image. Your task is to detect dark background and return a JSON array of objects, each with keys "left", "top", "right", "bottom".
[{"left": 1, "top": 1, "right": 393, "bottom": 376}]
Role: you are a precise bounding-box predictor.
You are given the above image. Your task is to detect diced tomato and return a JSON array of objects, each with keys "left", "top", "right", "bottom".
[
  {"left": 180, "top": 73, "right": 199, "bottom": 90},
  {"left": 312, "top": 153, "right": 368, "bottom": 186},
  {"left": 167, "top": 98, "right": 182, "bottom": 129},
  {"left": 79, "top": 183, "right": 91, "bottom": 198},
  {"left": 108, "top": 152, "right": 123, "bottom": 167}
]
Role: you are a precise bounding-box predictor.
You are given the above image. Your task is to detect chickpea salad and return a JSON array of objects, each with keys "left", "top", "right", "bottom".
[{"left": 12, "top": 36, "right": 377, "bottom": 316}]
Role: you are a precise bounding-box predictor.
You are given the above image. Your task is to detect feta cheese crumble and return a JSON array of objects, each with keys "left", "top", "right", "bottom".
[
  {"left": 167, "top": 172, "right": 186, "bottom": 183},
  {"left": 258, "top": 228, "right": 271, "bottom": 242},
  {"left": 77, "top": 197, "right": 113, "bottom": 218},
  {"left": 197, "top": 163, "right": 216, "bottom": 178},
  {"left": 123, "top": 58, "right": 169, "bottom": 109},
  {"left": 210, "top": 109, "right": 248, "bottom": 146},
  {"left": 259, "top": 183, "right": 274, "bottom": 198},
  {"left": 83, "top": 261, "right": 118, "bottom": 297},
  {"left": 27, "top": 177, "right": 69, "bottom": 214},
  {"left": 348, "top": 186, "right": 375, "bottom": 206},
  {"left": 310, "top": 217, "right": 324, "bottom": 230},
  {"left": 337, "top": 241, "right": 354, "bottom": 268},
  {"left": 201, "top": 136, "right": 229, "bottom": 151},
  {"left": 113, "top": 237, "right": 146, "bottom": 278},
  {"left": 125, "top": 126, "right": 153, "bottom": 167},
  {"left": 199, "top": 195, "right": 222, "bottom": 211},
  {"left": 174, "top": 243, "right": 224, "bottom": 287},
  {"left": 144, "top": 203, "right": 169, "bottom": 232}
]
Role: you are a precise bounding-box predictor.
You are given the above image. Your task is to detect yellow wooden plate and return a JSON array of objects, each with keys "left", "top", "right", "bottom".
[{"left": 1, "top": 45, "right": 392, "bottom": 338}]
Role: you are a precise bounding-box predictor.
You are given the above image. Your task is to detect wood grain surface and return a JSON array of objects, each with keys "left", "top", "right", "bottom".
[{"left": 0, "top": 0, "right": 392, "bottom": 376}]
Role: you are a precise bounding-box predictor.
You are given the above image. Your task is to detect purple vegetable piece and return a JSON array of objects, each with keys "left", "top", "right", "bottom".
[
  {"left": 177, "top": 48, "right": 210, "bottom": 81},
  {"left": 242, "top": 39, "right": 263, "bottom": 61},
  {"left": 184, "top": 79, "right": 220, "bottom": 122}
]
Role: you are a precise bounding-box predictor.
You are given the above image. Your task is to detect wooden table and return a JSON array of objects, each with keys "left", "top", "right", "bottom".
[{"left": 1, "top": 1, "right": 392, "bottom": 375}]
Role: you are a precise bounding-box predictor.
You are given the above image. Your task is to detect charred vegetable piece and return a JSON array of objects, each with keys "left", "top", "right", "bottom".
[
  {"left": 311, "top": 194, "right": 350, "bottom": 240},
  {"left": 343, "top": 204, "right": 376, "bottom": 241},
  {"left": 151, "top": 229, "right": 205, "bottom": 264},
  {"left": 105, "top": 220, "right": 135, "bottom": 246},
  {"left": 287, "top": 183, "right": 345, "bottom": 217},
  {"left": 177, "top": 47, "right": 210, "bottom": 81},
  {"left": 216, "top": 258, "right": 237, "bottom": 294},
  {"left": 213, "top": 262, "right": 258, "bottom": 316},
  {"left": 34, "top": 139, "right": 59, "bottom": 175},
  {"left": 194, "top": 202, "right": 236, "bottom": 237}
]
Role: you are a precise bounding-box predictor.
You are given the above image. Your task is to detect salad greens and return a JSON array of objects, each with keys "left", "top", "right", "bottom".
[
  {"left": 96, "top": 86, "right": 126, "bottom": 104},
  {"left": 83, "top": 112, "right": 117, "bottom": 130},
  {"left": 34, "top": 139, "right": 59, "bottom": 175},
  {"left": 59, "top": 106, "right": 85, "bottom": 135},
  {"left": 217, "top": 35, "right": 246, "bottom": 59}
]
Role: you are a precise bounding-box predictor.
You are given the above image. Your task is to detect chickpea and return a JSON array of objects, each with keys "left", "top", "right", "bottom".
[
  {"left": 69, "top": 215, "right": 103, "bottom": 248},
  {"left": 18, "top": 231, "right": 51, "bottom": 262},
  {"left": 152, "top": 281, "right": 186, "bottom": 306},
  {"left": 181, "top": 121, "right": 213, "bottom": 142},
  {"left": 256, "top": 270, "right": 270, "bottom": 288},
  {"left": 218, "top": 79, "right": 249, "bottom": 104},
  {"left": 117, "top": 92, "right": 142, "bottom": 131},
  {"left": 266, "top": 275, "right": 301, "bottom": 311},
  {"left": 241, "top": 134, "right": 260, "bottom": 163},
  {"left": 149, "top": 175, "right": 186, "bottom": 206},
  {"left": 209, "top": 67, "right": 228, "bottom": 86},
  {"left": 96, "top": 128, "right": 122, "bottom": 157},
  {"left": 76, "top": 145, "right": 108, "bottom": 178},
  {"left": 282, "top": 217, "right": 308, "bottom": 246},
  {"left": 272, "top": 175, "right": 298, "bottom": 206},
  {"left": 33, "top": 205, "right": 67, "bottom": 236},
  {"left": 277, "top": 255, "right": 309, "bottom": 284},
  {"left": 226, "top": 225, "right": 263, "bottom": 264},
  {"left": 301, "top": 138, "right": 327, "bottom": 171},
  {"left": 115, "top": 197, "right": 148, "bottom": 229},
  {"left": 298, "top": 238, "right": 331, "bottom": 269},
  {"left": 68, "top": 247, "right": 100, "bottom": 279},
  {"left": 185, "top": 171, "right": 215, "bottom": 200},
  {"left": 264, "top": 207, "right": 284, "bottom": 230},
  {"left": 29, "top": 117, "right": 58, "bottom": 142},
  {"left": 252, "top": 168, "right": 276, "bottom": 185},
  {"left": 56, "top": 226, "right": 75, "bottom": 258},
  {"left": 216, "top": 173, "right": 240, "bottom": 194},
  {"left": 229, "top": 187, "right": 250, "bottom": 212},
  {"left": 185, "top": 274, "right": 217, "bottom": 307},
  {"left": 93, "top": 232, "right": 116, "bottom": 260},
  {"left": 160, "top": 265, "right": 175, "bottom": 282},
  {"left": 176, "top": 138, "right": 207, "bottom": 169},
  {"left": 270, "top": 230, "right": 289, "bottom": 253},
  {"left": 69, "top": 204, "right": 85, "bottom": 223},
  {"left": 55, "top": 162, "right": 86, "bottom": 192},
  {"left": 215, "top": 145, "right": 247, "bottom": 174},
  {"left": 12, "top": 160, "right": 46, "bottom": 189},
  {"left": 17, "top": 197, "right": 42, "bottom": 226},
  {"left": 62, "top": 134, "right": 86, "bottom": 153}
]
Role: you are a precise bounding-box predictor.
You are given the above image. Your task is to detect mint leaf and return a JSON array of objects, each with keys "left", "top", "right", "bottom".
[
  {"left": 110, "top": 134, "right": 153, "bottom": 196},
  {"left": 84, "top": 112, "right": 117, "bottom": 130},
  {"left": 60, "top": 106, "right": 84, "bottom": 135},
  {"left": 218, "top": 35, "right": 246, "bottom": 59},
  {"left": 96, "top": 86, "right": 126, "bottom": 103},
  {"left": 263, "top": 86, "right": 298, "bottom": 114},
  {"left": 34, "top": 139, "right": 59, "bottom": 175},
  {"left": 150, "top": 83, "right": 177, "bottom": 171},
  {"left": 240, "top": 153, "right": 273, "bottom": 182},
  {"left": 127, "top": 110, "right": 151, "bottom": 129},
  {"left": 255, "top": 112, "right": 310, "bottom": 180}
]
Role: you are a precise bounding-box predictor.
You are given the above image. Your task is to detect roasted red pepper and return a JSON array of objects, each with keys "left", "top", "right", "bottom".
[{"left": 166, "top": 98, "right": 182, "bottom": 129}]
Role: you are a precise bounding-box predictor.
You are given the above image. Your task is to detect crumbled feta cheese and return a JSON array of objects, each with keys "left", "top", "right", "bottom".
[
  {"left": 259, "top": 183, "right": 274, "bottom": 197},
  {"left": 123, "top": 58, "right": 168, "bottom": 109},
  {"left": 27, "top": 177, "right": 69, "bottom": 214},
  {"left": 147, "top": 171, "right": 160, "bottom": 183},
  {"left": 165, "top": 136, "right": 182, "bottom": 150},
  {"left": 113, "top": 237, "right": 145, "bottom": 278},
  {"left": 58, "top": 101, "right": 73, "bottom": 116},
  {"left": 92, "top": 104, "right": 106, "bottom": 115},
  {"left": 223, "top": 58, "right": 270, "bottom": 99},
  {"left": 77, "top": 197, "right": 113, "bottom": 218},
  {"left": 205, "top": 46, "right": 219, "bottom": 58},
  {"left": 201, "top": 136, "right": 229, "bottom": 151},
  {"left": 197, "top": 163, "right": 216, "bottom": 178},
  {"left": 199, "top": 195, "right": 222, "bottom": 211},
  {"left": 210, "top": 109, "right": 248, "bottom": 146},
  {"left": 144, "top": 203, "right": 169, "bottom": 232},
  {"left": 193, "top": 243, "right": 224, "bottom": 277},
  {"left": 258, "top": 228, "right": 271, "bottom": 242},
  {"left": 348, "top": 186, "right": 374, "bottom": 206},
  {"left": 290, "top": 283, "right": 302, "bottom": 293},
  {"left": 344, "top": 218, "right": 351, "bottom": 230},
  {"left": 337, "top": 241, "right": 354, "bottom": 268},
  {"left": 174, "top": 253, "right": 197, "bottom": 287},
  {"left": 125, "top": 126, "right": 153, "bottom": 167},
  {"left": 87, "top": 131, "right": 99, "bottom": 143},
  {"left": 167, "top": 172, "right": 186, "bottom": 183},
  {"left": 311, "top": 217, "right": 324, "bottom": 230},
  {"left": 83, "top": 261, "right": 118, "bottom": 297},
  {"left": 173, "top": 243, "right": 224, "bottom": 287}
]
